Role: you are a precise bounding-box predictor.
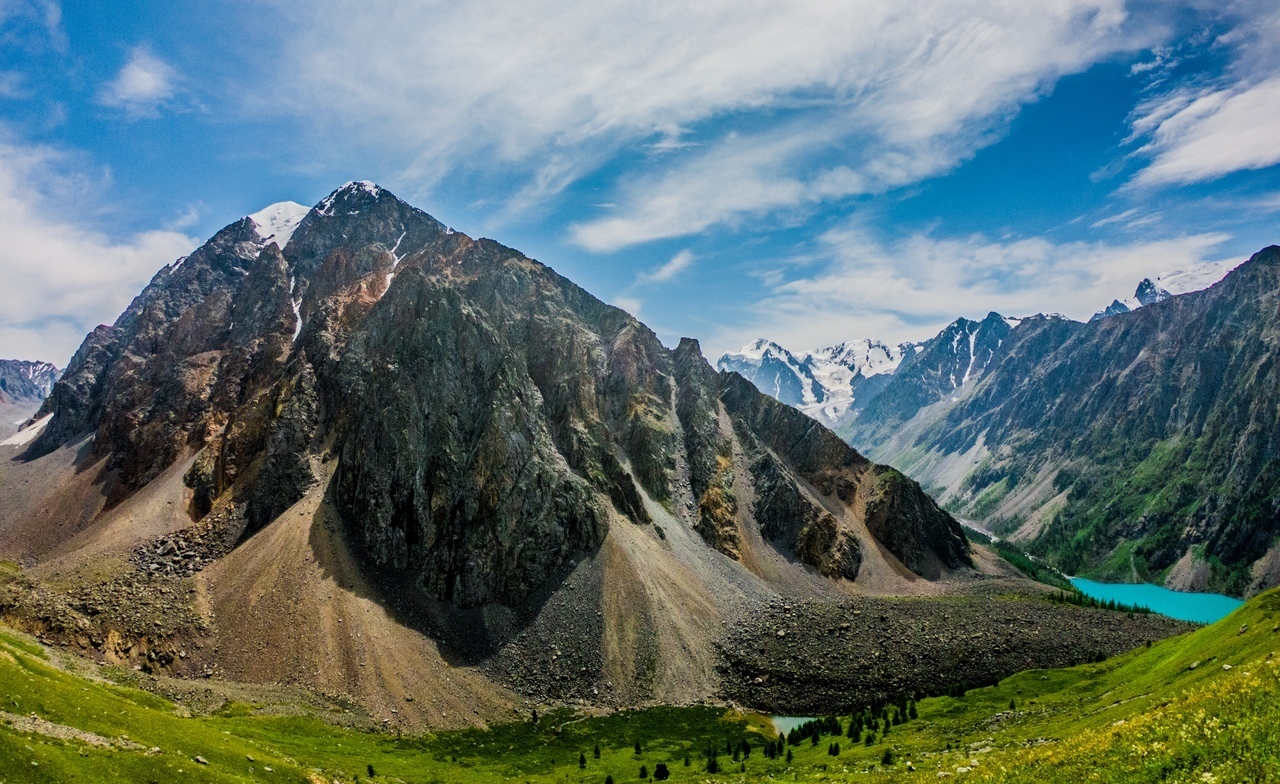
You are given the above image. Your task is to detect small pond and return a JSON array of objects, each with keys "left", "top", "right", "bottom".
[
  {"left": 1069, "top": 577, "right": 1244, "bottom": 624},
  {"left": 769, "top": 716, "right": 816, "bottom": 736}
]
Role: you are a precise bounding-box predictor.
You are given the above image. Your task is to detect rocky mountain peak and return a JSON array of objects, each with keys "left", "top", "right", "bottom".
[
  {"left": 22, "top": 182, "right": 971, "bottom": 616},
  {"left": 0, "top": 359, "right": 60, "bottom": 405},
  {"left": 1134, "top": 277, "right": 1172, "bottom": 306}
]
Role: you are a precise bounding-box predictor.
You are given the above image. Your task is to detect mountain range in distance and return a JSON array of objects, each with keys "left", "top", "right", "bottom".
[
  {"left": 721, "top": 252, "right": 1279, "bottom": 598},
  {"left": 0, "top": 359, "right": 59, "bottom": 442},
  {"left": 718, "top": 262, "right": 1239, "bottom": 429}
]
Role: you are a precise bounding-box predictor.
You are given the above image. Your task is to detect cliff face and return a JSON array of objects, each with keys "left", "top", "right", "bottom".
[{"left": 26, "top": 182, "right": 970, "bottom": 612}]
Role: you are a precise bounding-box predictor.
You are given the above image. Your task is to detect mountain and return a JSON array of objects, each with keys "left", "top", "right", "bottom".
[
  {"left": 0, "top": 359, "right": 59, "bottom": 404},
  {"left": 0, "top": 359, "right": 59, "bottom": 442},
  {"left": 12, "top": 182, "right": 1183, "bottom": 725},
  {"left": 725, "top": 264, "right": 1240, "bottom": 425},
  {"left": 838, "top": 247, "right": 1280, "bottom": 597},
  {"left": 717, "top": 337, "right": 918, "bottom": 426},
  {"left": 1090, "top": 277, "right": 1172, "bottom": 321}
]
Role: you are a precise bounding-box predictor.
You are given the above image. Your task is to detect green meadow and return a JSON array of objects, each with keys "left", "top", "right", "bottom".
[{"left": 2, "top": 589, "right": 1278, "bottom": 783}]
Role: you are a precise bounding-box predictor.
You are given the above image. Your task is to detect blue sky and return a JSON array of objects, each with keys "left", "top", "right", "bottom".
[{"left": 2, "top": 0, "right": 1279, "bottom": 364}]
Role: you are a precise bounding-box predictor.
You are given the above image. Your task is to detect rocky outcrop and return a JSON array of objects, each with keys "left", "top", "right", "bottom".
[{"left": 720, "top": 371, "right": 971, "bottom": 575}]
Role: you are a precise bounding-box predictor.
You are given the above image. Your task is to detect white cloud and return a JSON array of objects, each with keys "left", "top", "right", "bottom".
[
  {"left": 639, "top": 249, "right": 694, "bottom": 283},
  {"left": 269, "top": 0, "right": 1146, "bottom": 249},
  {"left": 705, "top": 226, "right": 1234, "bottom": 358},
  {"left": 0, "top": 140, "right": 196, "bottom": 364},
  {"left": 610, "top": 295, "right": 643, "bottom": 318},
  {"left": 1129, "top": 77, "right": 1280, "bottom": 185},
  {"left": 98, "top": 46, "right": 180, "bottom": 118},
  {"left": 1127, "top": 2, "right": 1280, "bottom": 186}
]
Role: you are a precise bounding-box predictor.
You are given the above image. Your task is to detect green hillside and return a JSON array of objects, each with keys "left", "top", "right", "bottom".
[{"left": 2, "top": 590, "right": 1278, "bottom": 783}]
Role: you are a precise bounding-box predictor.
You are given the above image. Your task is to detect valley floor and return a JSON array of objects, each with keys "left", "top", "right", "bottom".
[{"left": 1, "top": 589, "right": 1276, "bottom": 783}]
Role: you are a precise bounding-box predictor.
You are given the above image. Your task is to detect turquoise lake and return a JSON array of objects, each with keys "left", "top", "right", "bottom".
[{"left": 1069, "top": 577, "right": 1244, "bottom": 624}]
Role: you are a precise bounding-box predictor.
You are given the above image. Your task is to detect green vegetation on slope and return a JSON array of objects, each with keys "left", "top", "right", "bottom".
[{"left": 2, "top": 589, "right": 1278, "bottom": 782}]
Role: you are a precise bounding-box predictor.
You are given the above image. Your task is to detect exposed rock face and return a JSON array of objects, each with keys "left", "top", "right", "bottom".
[
  {"left": 27, "top": 182, "right": 970, "bottom": 614},
  {"left": 844, "top": 247, "right": 1280, "bottom": 596},
  {"left": 720, "top": 371, "right": 970, "bottom": 577}
]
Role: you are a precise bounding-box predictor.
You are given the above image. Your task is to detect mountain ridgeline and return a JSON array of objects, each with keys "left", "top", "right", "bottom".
[
  {"left": 0, "top": 359, "right": 59, "bottom": 441},
  {"left": 22, "top": 182, "right": 967, "bottom": 612},
  {"left": 729, "top": 249, "right": 1280, "bottom": 597},
  {"left": 0, "top": 359, "right": 59, "bottom": 404}
]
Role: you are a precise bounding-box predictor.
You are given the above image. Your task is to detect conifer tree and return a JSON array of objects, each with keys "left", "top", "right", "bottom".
[
  {"left": 653, "top": 762, "right": 670, "bottom": 781},
  {"left": 595, "top": 744, "right": 601, "bottom": 759},
  {"left": 785, "top": 748, "right": 793, "bottom": 763},
  {"left": 639, "top": 764, "right": 647, "bottom": 779},
  {"left": 606, "top": 776, "right": 614, "bottom": 784},
  {"left": 579, "top": 752, "right": 587, "bottom": 769},
  {"left": 881, "top": 748, "right": 895, "bottom": 766},
  {"left": 865, "top": 732, "right": 875, "bottom": 747},
  {"left": 908, "top": 701, "right": 918, "bottom": 720}
]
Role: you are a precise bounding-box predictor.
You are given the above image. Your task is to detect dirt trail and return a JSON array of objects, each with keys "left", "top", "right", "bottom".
[{"left": 199, "top": 469, "right": 518, "bottom": 729}]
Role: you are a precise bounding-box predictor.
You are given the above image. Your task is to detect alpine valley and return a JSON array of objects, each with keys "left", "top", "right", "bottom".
[
  {"left": 0, "top": 182, "right": 1192, "bottom": 732},
  {"left": 721, "top": 252, "right": 1280, "bottom": 597}
]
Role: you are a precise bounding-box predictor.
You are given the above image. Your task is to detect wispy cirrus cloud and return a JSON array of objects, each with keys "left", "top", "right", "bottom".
[
  {"left": 706, "top": 225, "right": 1236, "bottom": 357},
  {"left": 1127, "top": 2, "right": 1280, "bottom": 186},
  {"left": 639, "top": 249, "right": 695, "bottom": 283},
  {"left": 267, "top": 0, "right": 1153, "bottom": 250},
  {"left": 1129, "top": 77, "right": 1280, "bottom": 186}
]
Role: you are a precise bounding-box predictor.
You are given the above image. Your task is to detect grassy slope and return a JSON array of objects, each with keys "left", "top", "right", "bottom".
[{"left": 1, "top": 590, "right": 1278, "bottom": 783}]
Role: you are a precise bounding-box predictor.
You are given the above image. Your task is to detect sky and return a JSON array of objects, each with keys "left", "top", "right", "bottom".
[{"left": 2, "top": 0, "right": 1279, "bottom": 366}]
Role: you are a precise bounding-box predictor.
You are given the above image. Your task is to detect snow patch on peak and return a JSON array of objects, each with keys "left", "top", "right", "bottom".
[
  {"left": 1096, "top": 259, "right": 1244, "bottom": 321},
  {"left": 730, "top": 338, "right": 791, "bottom": 363},
  {"left": 1153, "top": 259, "right": 1242, "bottom": 295},
  {"left": 249, "top": 202, "right": 309, "bottom": 250},
  {"left": 316, "top": 181, "right": 385, "bottom": 216},
  {"left": 719, "top": 335, "right": 922, "bottom": 426}
]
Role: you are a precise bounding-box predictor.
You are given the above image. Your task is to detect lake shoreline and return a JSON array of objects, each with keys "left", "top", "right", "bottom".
[{"left": 1070, "top": 577, "right": 1244, "bottom": 624}]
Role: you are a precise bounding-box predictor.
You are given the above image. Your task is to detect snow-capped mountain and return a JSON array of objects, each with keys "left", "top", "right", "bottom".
[
  {"left": 0, "top": 359, "right": 59, "bottom": 405},
  {"left": 717, "top": 337, "right": 918, "bottom": 425},
  {"left": 0, "top": 359, "right": 60, "bottom": 441},
  {"left": 248, "top": 201, "right": 310, "bottom": 250},
  {"left": 1090, "top": 260, "right": 1241, "bottom": 322}
]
